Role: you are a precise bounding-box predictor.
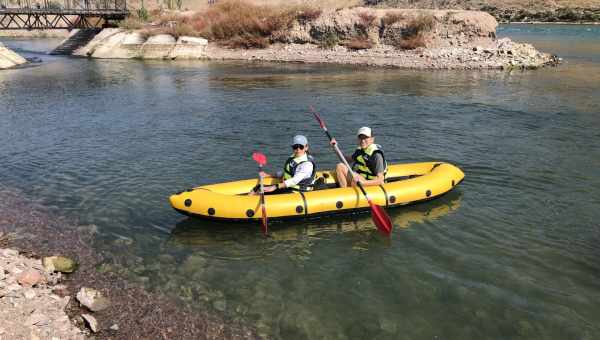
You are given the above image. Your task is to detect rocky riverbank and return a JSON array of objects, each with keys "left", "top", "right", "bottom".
[
  {"left": 0, "top": 247, "right": 86, "bottom": 339},
  {"left": 0, "top": 187, "right": 258, "bottom": 339},
  {"left": 0, "top": 41, "right": 26, "bottom": 69},
  {"left": 68, "top": 7, "right": 558, "bottom": 70}
]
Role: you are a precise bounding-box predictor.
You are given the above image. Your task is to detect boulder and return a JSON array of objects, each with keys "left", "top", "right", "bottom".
[
  {"left": 169, "top": 36, "right": 209, "bottom": 59},
  {"left": 43, "top": 256, "right": 77, "bottom": 273},
  {"left": 177, "top": 36, "right": 207, "bottom": 45},
  {"left": 122, "top": 32, "right": 146, "bottom": 45},
  {"left": 76, "top": 287, "right": 110, "bottom": 312},
  {"left": 145, "top": 34, "right": 176, "bottom": 44},
  {"left": 0, "top": 42, "right": 27, "bottom": 69}
]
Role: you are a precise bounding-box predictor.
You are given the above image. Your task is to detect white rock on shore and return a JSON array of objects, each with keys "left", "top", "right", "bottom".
[
  {"left": 0, "top": 42, "right": 27, "bottom": 69},
  {"left": 71, "top": 28, "right": 208, "bottom": 60},
  {"left": 0, "top": 248, "right": 85, "bottom": 340}
]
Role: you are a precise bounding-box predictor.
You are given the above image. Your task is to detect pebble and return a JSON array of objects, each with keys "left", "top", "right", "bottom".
[
  {"left": 23, "top": 289, "right": 36, "bottom": 299},
  {"left": 17, "top": 269, "right": 43, "bottom": 286},
  {"left": 82, "top": 313, "right": 99, "bottom": 333}
]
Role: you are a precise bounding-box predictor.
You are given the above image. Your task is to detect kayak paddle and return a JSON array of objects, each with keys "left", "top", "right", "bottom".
[
  {"left": 252, "top": 152, "right": 269, "bottom": 235},
  {"left": 309, "top": 106, "right": 393, "bottom": 235}
]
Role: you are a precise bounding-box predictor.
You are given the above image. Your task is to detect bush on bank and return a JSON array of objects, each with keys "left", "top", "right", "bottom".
[{"left": 119, "top": 1, "right": 441, "bottom": 50}]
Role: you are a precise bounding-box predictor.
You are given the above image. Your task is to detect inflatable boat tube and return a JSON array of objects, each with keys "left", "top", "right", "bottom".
[{"left": 169, "top": 162, "right": 464, "bottom": 222}]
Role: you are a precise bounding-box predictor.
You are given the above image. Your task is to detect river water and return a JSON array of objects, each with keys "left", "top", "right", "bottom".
[{"left": 1, "top": 24, "right": 599, "bottom": 339}]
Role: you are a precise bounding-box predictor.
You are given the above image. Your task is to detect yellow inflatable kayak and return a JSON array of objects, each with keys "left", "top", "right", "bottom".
[{"left": 169, "top": 162, "right": 464, "bottom": 221}]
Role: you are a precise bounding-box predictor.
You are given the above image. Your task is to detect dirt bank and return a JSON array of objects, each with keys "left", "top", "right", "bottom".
[
  {"left": 0, "top": 187, "right": 258, "bottom": 340},
  {"left": 366, "top": 0, "right": 600, "bottom": 23},
  {"left": 70, "top": 7, "right": 558, "bottom": 69}
]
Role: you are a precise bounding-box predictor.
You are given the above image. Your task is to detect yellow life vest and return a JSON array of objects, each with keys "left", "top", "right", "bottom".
[
  {"left": 351, "top": 144, "right": 388, "bottom": 180},
  {"left": 283, "top": 154, "right": 316, "bottom": 191}
]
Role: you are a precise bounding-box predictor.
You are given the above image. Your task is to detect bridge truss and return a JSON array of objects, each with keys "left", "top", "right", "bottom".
[{"left": 0, "top": 0, "right": 128, "bottom": 29}]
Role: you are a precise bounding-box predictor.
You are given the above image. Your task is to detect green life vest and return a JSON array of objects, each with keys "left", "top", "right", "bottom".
[
  {"left": 351, "top": 144, "right": 387, "bottom": 180},
  {"left": 283, "top": 154, "right": 316, "bottom": 191}
]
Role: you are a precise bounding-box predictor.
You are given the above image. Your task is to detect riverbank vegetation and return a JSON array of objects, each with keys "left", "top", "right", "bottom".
[{"left": 118, "top": 0, "right": 440, "bottom": 51}]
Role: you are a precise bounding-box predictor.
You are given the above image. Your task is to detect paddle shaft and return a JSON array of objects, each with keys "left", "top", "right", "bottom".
[
  {"left": 258, "top": 164, "right": 268, "bottom": 233},
  {"left": 316, "top": 119, "right": 373, "bottom": 203}
]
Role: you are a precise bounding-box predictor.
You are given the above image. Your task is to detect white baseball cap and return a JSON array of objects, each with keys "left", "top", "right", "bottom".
[
  {"left": 292, "top": 135, "right": 308, "bottom": 145},
  {"left": 357, "top": 127, "right": 372, "bottom": 137}
]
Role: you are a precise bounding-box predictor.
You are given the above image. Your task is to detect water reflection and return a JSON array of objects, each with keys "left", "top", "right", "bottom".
[{"left": 169, "top": 191, "right": 462, "bottom": 247}]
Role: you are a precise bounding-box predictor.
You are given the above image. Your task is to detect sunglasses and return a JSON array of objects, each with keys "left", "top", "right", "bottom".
[
  {"left": 357, "top": 135, "right": 371, "bottom": 140},
  {"left": 292, "top": 144, "right": 305, "bottom": 150}
]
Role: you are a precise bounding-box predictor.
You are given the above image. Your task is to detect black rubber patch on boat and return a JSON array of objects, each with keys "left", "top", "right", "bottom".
[
  {"left": 389, "top": 195, "right": 396, "bottom": 204},
  {"left": 246, "top": 209, "right": 254, "bottom": 217},
  {"left": 296, "top": 205, "right": 304, "bottom": 213},
  {"left": 208, "top": 208, "right": 215, "bottom": 215},
  {"left": 452, "top": 180, "right": 455, "bottom": 186},
  {"left": 426, "top": 190, "right": 431, "bottom": 197},
  {"left": 184, "top": 199, "right": 192, "bottom": 207},
  {"left": 432, "top": 163, "right": 442, "bottom": 170},
  {"left": 298, "top": 191, "right": 308, "bottom": 215},
  {"left": 336, "top": 201, "right": 343, "bottom": 209}
]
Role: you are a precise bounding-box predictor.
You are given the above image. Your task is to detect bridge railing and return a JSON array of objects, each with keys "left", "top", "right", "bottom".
[{"left": 0, "top": 0, "right": 127, "bottom": 11}]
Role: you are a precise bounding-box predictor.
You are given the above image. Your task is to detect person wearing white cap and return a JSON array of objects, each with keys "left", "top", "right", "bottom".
[
  {"left": 250, "top": 135, "right": 316, "bottom": 194},
  {"left": 330, "top": 126, "right": 387, "bottom": 188}
]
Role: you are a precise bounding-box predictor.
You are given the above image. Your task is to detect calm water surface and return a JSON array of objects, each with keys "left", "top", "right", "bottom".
[{"left": 1, "top": 25, "right": 600, "bottom": 339}]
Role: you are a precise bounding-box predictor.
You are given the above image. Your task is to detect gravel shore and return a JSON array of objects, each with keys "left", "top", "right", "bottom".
[{"left": 0, "top": 187, "right": 258, "bottom": 340}]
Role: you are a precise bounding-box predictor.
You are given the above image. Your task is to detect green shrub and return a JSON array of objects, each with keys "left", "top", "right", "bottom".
[{"left": 318, "top": 31, "right": 339, "bottom": 49}]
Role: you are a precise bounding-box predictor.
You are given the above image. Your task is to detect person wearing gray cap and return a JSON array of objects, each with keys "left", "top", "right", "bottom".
[
  {"left": 250, "top": 135, "right": 316, "bottom": 194},
  {"left": 330, "top": 126, "right": 387, "bottom": 188}
]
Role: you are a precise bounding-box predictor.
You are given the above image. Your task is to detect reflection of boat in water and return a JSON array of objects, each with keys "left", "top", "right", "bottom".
[{"left": 169, "top": 191, "right": 462, "bottom": 244}]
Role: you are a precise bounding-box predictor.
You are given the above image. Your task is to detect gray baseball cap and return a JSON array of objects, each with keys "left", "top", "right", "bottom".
[{"left": 292, "top": 135, "right": 308, "bottom": 146}]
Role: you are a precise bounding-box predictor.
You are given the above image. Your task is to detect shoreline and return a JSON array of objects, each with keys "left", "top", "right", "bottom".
[{"left": 0, "top": 187, "right": 258, "bottom": 339}]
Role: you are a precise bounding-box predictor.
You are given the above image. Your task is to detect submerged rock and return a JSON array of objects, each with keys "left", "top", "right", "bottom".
[
  {"left": 82, "top": 313, "right": 99, "bottom": 333},
  {"left": 43, "top": 255, "right": 78, "bottom": 273},
  {"left": 76, "top": 287, "right": 110, "bottom": 312}
]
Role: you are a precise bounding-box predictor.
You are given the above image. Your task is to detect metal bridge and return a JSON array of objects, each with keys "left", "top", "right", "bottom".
[{"left": 0, "top": 0, "right": 128, "bottom": 29}]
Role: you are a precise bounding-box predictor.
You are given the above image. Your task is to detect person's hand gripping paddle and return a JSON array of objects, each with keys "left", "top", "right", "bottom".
[
  {"left": 252, "top": 152, "right": 269, "bottom": 235},
  {"left": 309, "top": 106, "right": 393, "bottom": 235}
]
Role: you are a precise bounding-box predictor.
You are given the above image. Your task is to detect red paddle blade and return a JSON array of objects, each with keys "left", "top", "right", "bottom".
[
  {"left": 252, "top": 152, "right": 267, "bottom": 166},
  {"left": 309, "top": 106, "right": 326, "bottom": 129},
  {"left": 369, "top": 202, "right": 393, "bottom": 235}
]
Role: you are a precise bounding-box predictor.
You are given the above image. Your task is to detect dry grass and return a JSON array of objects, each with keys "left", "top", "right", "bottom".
[
  {"left": 381, "top": 12, "right": 404, "bottom": 26},
  {"left": 397, "top": 33, "right": 425, "bottom": 49},
  {"left": 118, "top": 16, "right": 146, "bottom": 29},
  {"left": 292, "top": 5, "right": 323, "bottom": 23},
  {"left": 357, "top": 11, "right": 377, "bottom": 28},
  {"left": 342, "top": 36, "right": 374, "bottom": 50},
  {"left": 137, "top": 0, "right": 322, "bottom": 49},
  {"left": 406, "top": 13, "right": 436, "bottom": 36}
]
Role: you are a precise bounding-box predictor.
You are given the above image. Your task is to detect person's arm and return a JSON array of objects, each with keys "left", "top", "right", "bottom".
[{"left": 330, "top": 138, "right": 353, "bottom": 162}]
